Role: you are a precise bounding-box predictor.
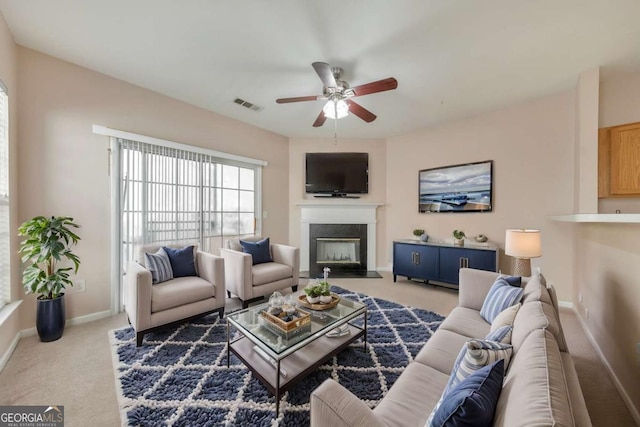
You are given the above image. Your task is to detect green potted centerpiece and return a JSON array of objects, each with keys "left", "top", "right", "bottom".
[
  {"left": 453, "top": 229, "right": 466, "bottom": 246},
  {"left": 304, "top": 267, "right": 333, "bottom": 304},
  {"left": 18, "top": 216, "right": 81, "bottom": 342}
]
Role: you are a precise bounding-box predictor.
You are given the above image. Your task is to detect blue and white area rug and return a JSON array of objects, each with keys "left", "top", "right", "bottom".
[{"left": 109, "top": 286, "right": 444, "bottom": 426}]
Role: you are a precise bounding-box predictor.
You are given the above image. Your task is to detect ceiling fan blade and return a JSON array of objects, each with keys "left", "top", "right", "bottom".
[
  {"left": 312, "top": 62, "right": 337, "bottom": 88},
  {"left": 312, "top": 110, "right": 327, "bottom": 127},
  {"left": 276, "top": 95, "right": 321, "bottom": 104},
  {"left": 351, "top": 77, "right": 398, "bottom": 97},
  {"left": 345, "top": 99, "right": 377, "bottom": 123}
]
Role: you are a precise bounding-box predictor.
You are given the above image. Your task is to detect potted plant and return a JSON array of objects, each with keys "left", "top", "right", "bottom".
[
  {"left": 18, "top": 216, "right": 81, "bottom": 342},
  {"left": 412, "top": 228, "right": 425, "bottom": 240},
  {"left": 453, "top": 229, "right": 466, "bottom": 246},
  {"left": 318, "top": 281, "right": 332, "bottom": 303},
  {"left": 303, "top": 282, "right": 321, "bottom": 304}
]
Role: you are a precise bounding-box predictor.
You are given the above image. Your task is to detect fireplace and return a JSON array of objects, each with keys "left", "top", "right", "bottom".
[
  {"left": 298, "top": 202, "right": 382, "bottom": 277},
  {"left": 309, "top": 224, "right": 367, "bottom": 277}
]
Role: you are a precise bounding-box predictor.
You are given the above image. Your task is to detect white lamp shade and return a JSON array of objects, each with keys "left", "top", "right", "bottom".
[
  {"left": 505, "top": 229, "right": 541, "bottom": 258},
  {"left": 323, "top": 99, "right": 349, "bottom": 119}
]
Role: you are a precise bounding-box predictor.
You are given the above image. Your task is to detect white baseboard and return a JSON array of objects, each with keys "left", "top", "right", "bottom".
[
  {"left": 558, "top": 300, "right": 574, "bottom": 310},
  {"left": 20, "top": 310, "right": 114, "bottom": 337},
  {"left": 0, "top": 332, "right": 20, "bottom": 373},
  {"left": 571, "top": 306, "right": 640, "bottom": 425}
]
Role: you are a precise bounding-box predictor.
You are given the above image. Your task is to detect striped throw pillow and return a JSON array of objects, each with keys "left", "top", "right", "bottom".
[
  {"left": 485, "top": 325, "right": 513, "bottom": 344},
  {"left": 449, "top": 339, "right": 513, "bottom": 391},
  {"left": 480, "top": 278, "right": 524, "bottom": 323},
  {"left": 427, "top": 339, "right": 512, "bottom": 426},
  {"left": 144, "top": 248, "right": 174, "bottom": 284}
]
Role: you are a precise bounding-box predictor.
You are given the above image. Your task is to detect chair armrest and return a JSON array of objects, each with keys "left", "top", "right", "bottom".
[
  {"left": 196, "top": 251, "right": 225, "bottom": 302},
  {"left": 458, "top": 268, "right": 501, "bottom": 310},
  {"left": 271, "top": 243, "right": 299, "bottom": 285},
  {"left": 219, "top": 248, "right": 253, "bottom": 300},
  {"left": 311, "top": 379, "right": 385, "bottom": 427},
  {"left": 125, "top": 261, "right": 153, "bottom": 331}
]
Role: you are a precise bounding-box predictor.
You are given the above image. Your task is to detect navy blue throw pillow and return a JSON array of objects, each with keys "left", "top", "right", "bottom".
[
  {"left": 163, "top": 246, "right": 197, "bottom": 278},
  {"left": 502, "top": 275, "right": 522, "bottom": 287},
  {"left": 431, "top": 359, "right": 504, "bottom": 427},
  {"left": 240, "top": 237, "right": 272, "bottom": 265}
]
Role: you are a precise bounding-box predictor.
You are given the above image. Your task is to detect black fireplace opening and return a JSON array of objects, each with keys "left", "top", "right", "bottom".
[{"left": 309, "top": 224, "right": 367, "bottom": 278}]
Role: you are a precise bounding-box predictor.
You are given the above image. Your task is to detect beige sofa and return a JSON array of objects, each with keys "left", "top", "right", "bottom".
[{"left": 310, "top": 268, "right": 592, "bottom": 427}]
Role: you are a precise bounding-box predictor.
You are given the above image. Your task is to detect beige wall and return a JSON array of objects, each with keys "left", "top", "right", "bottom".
[
  {"left": 16, "top": 47, "right": 289, "bottom": 330},
  {"left": 0, "top": 12, "right": 19, "bottom": 359},
  {"left": 385, "top": 91, "right": 576, "bottom": 299},
  {"left": 288, "top": 138, "right": 387, "bottom": 268},
  {"left": 573, "top": 73, "right": 640, "bottom": 415}
]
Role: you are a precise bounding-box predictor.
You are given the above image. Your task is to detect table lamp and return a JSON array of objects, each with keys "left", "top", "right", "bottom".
[{"left": 505, "top": 229, "right": 541, "bottom": 277}]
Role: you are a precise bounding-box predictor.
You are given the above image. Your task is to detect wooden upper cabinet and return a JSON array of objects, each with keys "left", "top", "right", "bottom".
[{"left": 599, "top": 121, "right": 640, "bottom": 198}]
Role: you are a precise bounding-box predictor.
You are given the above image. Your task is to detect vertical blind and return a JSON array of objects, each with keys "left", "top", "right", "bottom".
[
  {"left": 117, "top": 138, "right": 259, "bottom": 270},
  {"left": 0, "top": 83, "right": 9, "bottom": 308}
]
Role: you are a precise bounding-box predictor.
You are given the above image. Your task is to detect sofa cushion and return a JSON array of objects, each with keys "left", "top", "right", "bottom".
[
  {"left": 447, "top": 340, "right": 512, "bottom": 393},
  {"left": 439, "top": 307, "right": 491, "bottom": 338},
  {"left": 521, "top": 273, "right": 553, "bottom": 306},
  {"left": 373, "top": 362, "right": 449, "bottom": 427},
  {"left": 480, "top": 278, "right": 524, "bottom": 323},
  {"left": 251, "top": 262, "right": 293, "bottom": 286},
  {"left": 241, "top": 237, "right": 273, "bottom": 265},
  {"left": 163, "top": 245, "right": 197, "bottom": 278},
  {"left": 512, "top": 301, "right": 566, "bottom": 352},
  {"left": 144, "top": 248, "right": 174, "bottom": 284},
  {"left": 429, "top": 359, "right": 504, "bottom": 427},
  {"left": 414, "top": 329, "right": 470, "bottom": 374},
  {"left": 151, "top": 276, "right": 215, "bottom": 312},
  {"left": 493, "top": 329, "right": 575, "bottom": 426},
  {"left": 546, "top": 284, "right": 569, "bottom": 352}
]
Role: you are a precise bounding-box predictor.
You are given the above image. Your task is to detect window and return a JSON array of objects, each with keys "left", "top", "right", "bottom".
[
  {"left": 116, "top": 137, "right": 262, "bottom": 271},
  {"left": 0, "top": 82, "right": 9, "bottom": 308}
]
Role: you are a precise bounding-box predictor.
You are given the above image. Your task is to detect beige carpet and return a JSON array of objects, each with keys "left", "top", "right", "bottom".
[{"left": 0, "top": 272, "right": 636, "bottom": 426}]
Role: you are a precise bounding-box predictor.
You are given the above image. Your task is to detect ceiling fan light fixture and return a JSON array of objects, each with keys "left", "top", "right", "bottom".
[{"left": 323, "top": 99, "right": 349, "bottom": 119}]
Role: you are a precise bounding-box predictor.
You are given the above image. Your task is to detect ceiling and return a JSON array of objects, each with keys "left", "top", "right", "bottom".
[{"left": 1, "top": 1, "right": 639, "bottom": 139}]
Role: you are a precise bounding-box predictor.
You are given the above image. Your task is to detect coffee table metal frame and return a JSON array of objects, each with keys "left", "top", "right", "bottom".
[{"left": 226, "top": 298, "right": 367, "bottom": 415}]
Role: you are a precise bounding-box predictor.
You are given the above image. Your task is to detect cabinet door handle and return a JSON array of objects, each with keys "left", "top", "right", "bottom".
[
  {"left": 465, "top": 258, "right": 469, "bottom": 268},
  {"left": 411, "top": 252, "right": 415, "bottom": 264},
  {"left": 415, "top": 252, "right": 420, "bottom": 265},
  {"left": 459, "top": 257, "right": 463, "bottom": 269}
]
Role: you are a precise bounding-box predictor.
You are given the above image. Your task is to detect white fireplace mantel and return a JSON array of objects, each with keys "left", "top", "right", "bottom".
[{"left": 297, "top": 201, "right": 384, "bottom": 272}]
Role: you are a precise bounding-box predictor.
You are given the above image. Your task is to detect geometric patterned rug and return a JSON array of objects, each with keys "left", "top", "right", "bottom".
[{"left": 109, "top": 286, "right": 444, "bottom": 426}]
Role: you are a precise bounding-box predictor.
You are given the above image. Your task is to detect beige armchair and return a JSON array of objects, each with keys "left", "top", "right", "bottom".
[
  {"left": 220, "top": 237, "right": 299, "bottom": 308},
  {"left": 125, "top": 243, "right": 225, "bottom": 346}
]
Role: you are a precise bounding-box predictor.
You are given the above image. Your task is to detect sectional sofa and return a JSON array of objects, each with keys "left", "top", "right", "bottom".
[{"left": 310, "top": 268, "right": 591, "bottom": 426}]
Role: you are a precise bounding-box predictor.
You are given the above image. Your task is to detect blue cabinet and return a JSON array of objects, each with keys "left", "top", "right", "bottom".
[
  {"left": 393, "top": 241, "right": 498, "bottom": 288},
  {"left": 393, "top": 243, "right": 439, "bottom": 282}
]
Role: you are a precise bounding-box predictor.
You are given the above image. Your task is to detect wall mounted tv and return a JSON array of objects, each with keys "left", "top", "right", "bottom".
[
  {"left": 305, "top": 152, "right": 369, "bottom": 197},
  {"left": 419, "top": 160, "right": 493, "bottom": 213}
]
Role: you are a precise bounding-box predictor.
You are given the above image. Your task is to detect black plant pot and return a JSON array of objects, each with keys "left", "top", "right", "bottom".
[{"left": 36, "top": 294, "right": 66, "bottom": 342}]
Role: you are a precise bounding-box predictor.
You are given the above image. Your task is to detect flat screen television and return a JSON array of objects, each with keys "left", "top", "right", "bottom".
[
  {"left": 419, "top": 160, "right": 493, "bottom": 213},
  {"left": 305, "top": 152, "right": 369, "bottom": 196}
]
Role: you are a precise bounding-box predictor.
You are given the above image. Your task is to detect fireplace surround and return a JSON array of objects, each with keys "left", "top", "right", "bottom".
[{"left": 298, "top": 202, "right": 382, "bottom": 277}]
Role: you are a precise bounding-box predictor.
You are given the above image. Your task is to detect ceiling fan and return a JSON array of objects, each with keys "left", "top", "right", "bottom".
[{"left": 276, "top": 62, "right": 398, "bottom": 127}]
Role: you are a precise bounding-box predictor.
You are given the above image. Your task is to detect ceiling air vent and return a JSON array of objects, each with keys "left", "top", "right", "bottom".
[{"left": 234, "top": 98, "right": 263, "bottom": 112}]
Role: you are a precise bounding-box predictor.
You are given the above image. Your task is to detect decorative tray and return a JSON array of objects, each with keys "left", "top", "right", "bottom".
[
  {"left": 297, "top": 293, "right": 341, "bottom": 310},
  {"left": 259, "top": 307, "right": 311, "bottom": 332}
]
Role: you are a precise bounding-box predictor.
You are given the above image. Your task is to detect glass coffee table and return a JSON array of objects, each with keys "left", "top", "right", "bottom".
[{"left": 226, "top": 294, "right": 367, "bottom": 415}]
